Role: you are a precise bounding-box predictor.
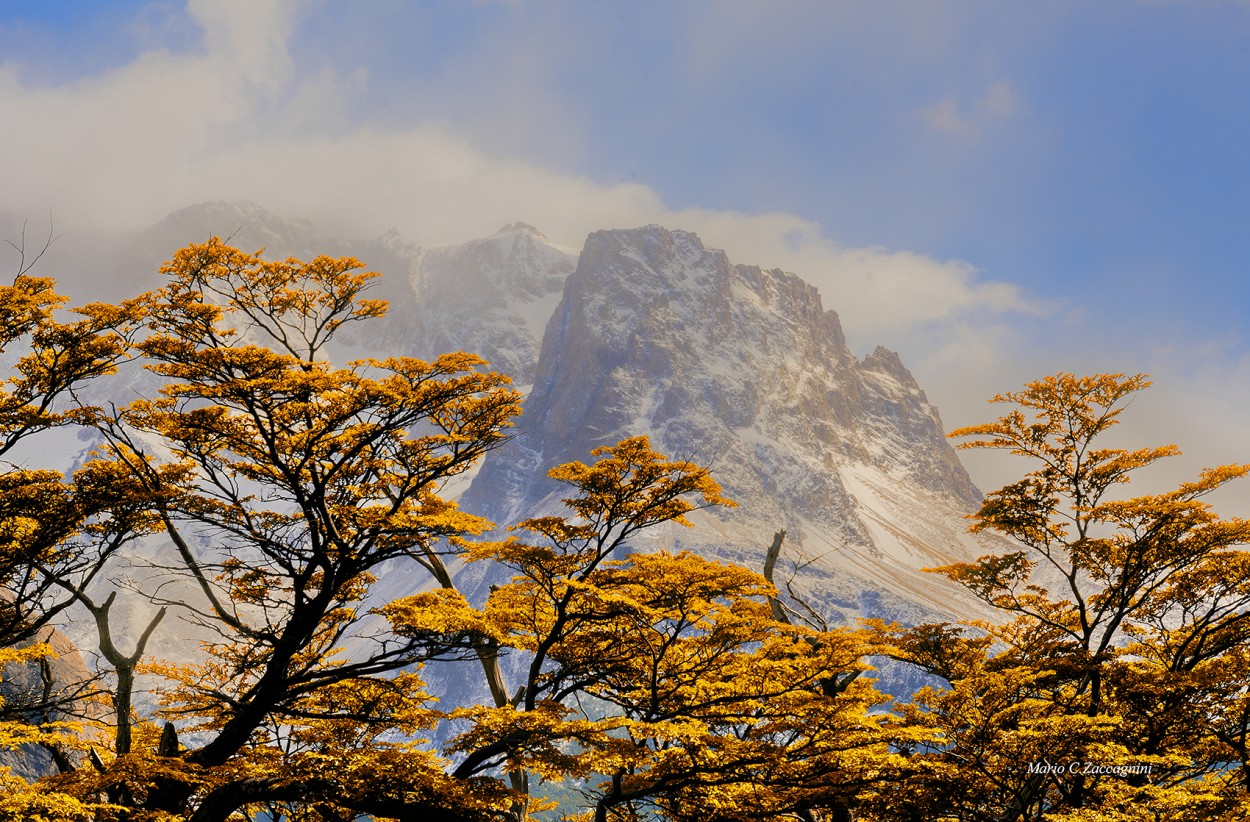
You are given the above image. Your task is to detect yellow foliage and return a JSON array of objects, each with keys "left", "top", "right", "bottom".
[
  {"left": 380, "top": 588, "right": 501, "bottom": 642},
  {"left": 0, "top": 239, "right": 981, "bottom": 821},
  {"left": 0, "top": 770, "right": 102, "bottom": 822},
  {"left": 867, "top": 373, "right": 1250, "bottom": 821}
]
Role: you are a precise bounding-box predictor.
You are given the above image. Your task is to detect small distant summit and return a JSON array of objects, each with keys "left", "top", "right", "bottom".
[
  {"left": 142, "top": 200, "right": 325, "bottom": 252},
  {"left": 158, "top": 199, "right": 279, "bottom": 228},
  {"left": 861, "top": 345, "right": 911, "bottom": 379},
  {"left": 405, "top": 221, "right": 575, "bottom": 384},
  {"left": 491, "top": 222, "right": 547, "bottom": 240}
]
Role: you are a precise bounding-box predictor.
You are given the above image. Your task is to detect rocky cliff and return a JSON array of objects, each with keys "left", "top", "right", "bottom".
[
  {"left": 461, "top": 225, "right": 996, "bottom": 624},
  {"left": 49, "top": 204, "right": 997, "bottom": 645}
]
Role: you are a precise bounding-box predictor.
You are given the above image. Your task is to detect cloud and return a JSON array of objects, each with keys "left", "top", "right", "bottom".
[
  {"left": 0, "top": 1, "right": 1035, "bottom": 354},
  {"left": 982, "top": 80, "right": 1021, "bottom": 117},
  {"left": 667, "top": 209, "right": 1039, "bottom": 338},
  {"left": 186, "top": 0, "right": 299, "bottom": 90},
  {"left": 920, "top": 99, "right": 972, "bottom": 136},
  {"left": 919, "top": 79, "right": 1024, "bottom": 138},
  {"left": 8, "top": 3, "right": 1244, "bottom": 514}
]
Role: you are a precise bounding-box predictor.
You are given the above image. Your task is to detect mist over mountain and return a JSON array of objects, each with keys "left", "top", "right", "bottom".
[
  {"left": 460, "top": 224, "right": 996, "bottom": 625},
  {"left": 33, "top": 201, "right": 999, "bottom": 662},
  {"left": 393, "top": 222, "right": 576, "bottom": 385}
]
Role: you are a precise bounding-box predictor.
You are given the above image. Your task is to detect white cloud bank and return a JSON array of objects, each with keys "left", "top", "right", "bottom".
[
  {"left": 0, "top": 2, "right": 1031, "bottom": 342},
  {"left": 1, "top": 2, "right": 1244, "bottom": 512}
]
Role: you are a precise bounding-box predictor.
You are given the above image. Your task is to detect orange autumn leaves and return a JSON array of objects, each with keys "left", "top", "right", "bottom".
[{"left": 0, "top": 240, "right": 1245, "bottom": 821}]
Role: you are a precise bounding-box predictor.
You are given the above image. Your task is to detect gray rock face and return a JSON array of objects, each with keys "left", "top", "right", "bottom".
[
  {"left": 463, "top": 225, "right": 994, "bottom": 624},
  {"left": 42, "top": 204, "right": 998, "bottom": 647}
]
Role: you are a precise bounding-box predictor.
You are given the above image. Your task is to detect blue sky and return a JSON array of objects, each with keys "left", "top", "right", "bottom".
[{"left": 0, "top": 0, "right": 1247, "bottom": 499}]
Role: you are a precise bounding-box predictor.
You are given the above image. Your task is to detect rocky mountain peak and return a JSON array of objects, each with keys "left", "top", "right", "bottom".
[
  {"left": 402, "top": 224, "right": 575, "bottom": 384},
  {"left": 53, "top": 205, "right": 997, "bottom": 630},
  {"left": 861, "top": 345, "right": 912, "bottom": 379},
  {"left": 491, "top": 222, "right": 548, "bottom": 241},
  {"left": 464, "top": 224, "right": 991, "bottom": 624}
]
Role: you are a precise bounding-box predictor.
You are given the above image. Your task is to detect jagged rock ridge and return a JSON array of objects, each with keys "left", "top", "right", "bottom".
[
  {"left": 45, "top": 203, "right": 995, "bottom": 654},
  {"left": 463, "top": 225, "right": 995, "bottom": 624}
]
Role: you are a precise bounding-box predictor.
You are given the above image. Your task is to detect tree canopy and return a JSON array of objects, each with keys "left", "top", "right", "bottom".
[
  {"left": 0, "top": 239, "right": 895, "bottom": 822},
  {"left": 0, "top": 240, "right": 1245, "bottom": 822},
  {"left": 870, "top": 373, "right": 1250, "bottom": 822}
]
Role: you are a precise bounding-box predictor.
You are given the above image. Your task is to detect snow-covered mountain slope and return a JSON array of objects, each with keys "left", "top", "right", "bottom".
[
  {"left": 400, "top": 223, "right": 576, "bottom": 386},
  {"left": 461, "top": 225, "right": 998, "bottom": 625},
  {"left": 37, "top": 204, "right": 1001, "bottom": 658},
  {"left": 79, "top": 202, "right": 574, "bottom": 380}
]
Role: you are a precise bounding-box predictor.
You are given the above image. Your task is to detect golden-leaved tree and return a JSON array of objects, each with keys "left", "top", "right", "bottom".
[
  {"left": 0, "top": 232, "right": 149, "bottom": 820},
  {"left": 0, "top": 239, "right": 898, "bottom": 822},
  {"left": 869, "top": 373, "right": 1250, "bottom": 822},
  {"left": 446, "top": 440, "right": 900, "bottom": 822}
]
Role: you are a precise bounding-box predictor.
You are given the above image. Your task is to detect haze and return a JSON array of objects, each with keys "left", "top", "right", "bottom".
[{"left": 0, "top": 1, "right": 1245, "bottom": 510}]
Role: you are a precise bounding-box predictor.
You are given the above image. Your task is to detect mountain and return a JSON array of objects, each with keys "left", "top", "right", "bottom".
[
  {"left": 461, "top": 225, "right": 997, "bottom": 625},
  {"left": 398, "top": 222, "right": 575, "bottom": 386},
  {"left": 37, "top": 203, "right": 997, "bottom": 662},
  {"left": 83, "top": 202, "right": 574, "bottom": 381}
]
